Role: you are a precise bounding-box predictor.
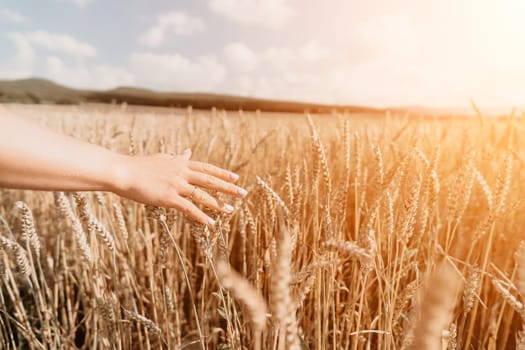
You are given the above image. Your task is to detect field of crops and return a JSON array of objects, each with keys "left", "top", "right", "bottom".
[{"left": 1, "top": 104, "right": 525, "bottom": 349}]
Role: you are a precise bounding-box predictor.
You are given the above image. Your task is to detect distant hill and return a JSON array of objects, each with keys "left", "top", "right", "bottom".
[{"left": 0, "top": 78, "right": 382, "bottom": 114}]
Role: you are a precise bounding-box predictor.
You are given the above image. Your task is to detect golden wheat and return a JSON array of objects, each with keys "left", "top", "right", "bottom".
[{"left": 1, "top": 104, "right": 525, "bottom": 349}]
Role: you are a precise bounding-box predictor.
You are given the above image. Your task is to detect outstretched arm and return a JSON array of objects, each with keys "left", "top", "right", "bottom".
[{"left": 0, "top": 105, "right": 246, "bottom": 226}]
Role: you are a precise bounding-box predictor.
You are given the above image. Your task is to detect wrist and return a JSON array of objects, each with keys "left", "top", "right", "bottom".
[{"left": 107, "top": 153, "right": 134, "bottom": 195}]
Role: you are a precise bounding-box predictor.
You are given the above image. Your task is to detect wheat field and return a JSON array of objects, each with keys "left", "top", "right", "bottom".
[{"left": 1, "top": 104, "right": 525, "bottom": 349}]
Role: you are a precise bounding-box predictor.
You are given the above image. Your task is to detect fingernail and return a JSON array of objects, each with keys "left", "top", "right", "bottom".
[
  {"left": 183, "top": 148, "right": 192, "bottom": 159},
  {"left": 237, "top": 188, "right": 248, "bottom": 197},
  {"left": 224, "top": 204, "right": 234, "bottom": 212},
  {"left": 230, "top": 173, "right": 240, "bottom": 181},
  {"left": 208, "top": 218, "right": 216, "bottom": 227}
]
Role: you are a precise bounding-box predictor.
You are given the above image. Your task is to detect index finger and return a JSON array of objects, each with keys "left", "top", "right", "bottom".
[{"left": 189, "top": 161, "right": 239, "bottom": 183}]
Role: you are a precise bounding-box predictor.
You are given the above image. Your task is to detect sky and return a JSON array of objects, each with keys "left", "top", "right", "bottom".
[{"left": 1, "top": 0, "right": 525, "bottom": 108}]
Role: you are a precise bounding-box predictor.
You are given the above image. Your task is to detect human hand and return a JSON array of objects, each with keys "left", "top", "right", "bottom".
[{"left": 111, "top": 149, "right": 247, "bottom": 226}]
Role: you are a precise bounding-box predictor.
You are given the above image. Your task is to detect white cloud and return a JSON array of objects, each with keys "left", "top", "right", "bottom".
[
  {"left": 24, "top": 31, "right": 97, "bottom": 58},
  {"left": 264, "top": 41, "right": 332, "bottom": 72},
  {"left": 353, "top": 14, "right": 421, "bottom": 65},
  {"left": 62, "top": 0, "right": 93, "bottom": 7},
  {"left": 209, "top": 0, "right": 294, "bottom": 29},
  {"left": 0, "top": 32, "right": 36, "bottom": 79},
  {"left": 1, "top": 30, "right": 129, "bottom": 91},
  {"left": 45, "top": 56, "right": 134, "bottom": 89},
  {"left": 218, "top": 41, "right": 339, "bottom": 101},
  {"left": 139, "top": 11, "right": 205, "bottom": 47},
  {"left": 129, "top": 52, "right": 226, "bottom": 91},
  {"left": 0, "top": 8, "right": 29, "bottom": 23},
  {"left": 223, "top": 42, "right": 258, "bottom": 72}
]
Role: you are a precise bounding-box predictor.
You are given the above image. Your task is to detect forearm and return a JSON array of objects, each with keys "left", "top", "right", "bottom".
[
  {"left": 0, "top": 105, "right": 123, "bottom": 192},
  {"left": 0, "top": 105, "right": 247, "bottom": 226}
]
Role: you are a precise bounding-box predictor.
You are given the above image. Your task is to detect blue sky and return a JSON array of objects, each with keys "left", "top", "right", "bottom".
[{"left": 1, "top": 0, "right": 525, "bottom": 108}]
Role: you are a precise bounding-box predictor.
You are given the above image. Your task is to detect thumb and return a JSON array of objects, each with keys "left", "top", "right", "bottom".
[{"left": 181, "top": 148, "right": 192, "bottom": 160}]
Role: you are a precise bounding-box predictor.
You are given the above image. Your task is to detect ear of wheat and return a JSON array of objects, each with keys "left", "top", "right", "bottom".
[
  {"left": 407, "top": 262, "right": 463, "bottom": 350},
  {"left": 15, "top": 201, "right": 40, "bottom": 259},
  {"left": 54, "top": 192, "right": 93, "bottom": 263},
  {"left": 216, "top": 260, "right": 268, "bottom": 333},
  {"left": 270, "top": 223, "right": 300, "bottom": 350}
]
